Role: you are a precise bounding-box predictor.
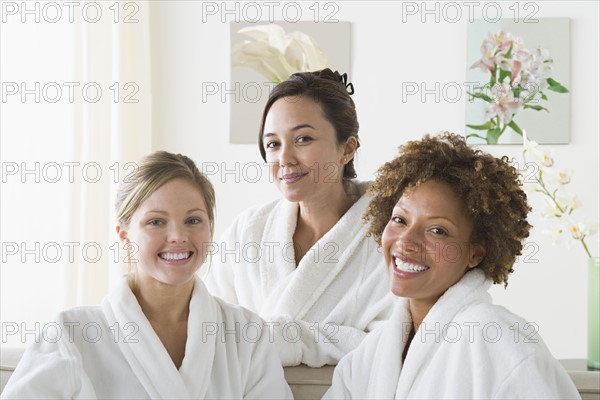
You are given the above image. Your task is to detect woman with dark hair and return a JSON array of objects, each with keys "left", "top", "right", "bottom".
[
  {"left": 205, "top": 69, "right": 393, "bottom": 367},
  {"left": 324, "top": 133, "right": 579, "bottom": 399}
]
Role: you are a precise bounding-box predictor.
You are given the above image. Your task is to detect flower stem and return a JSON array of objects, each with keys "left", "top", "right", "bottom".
[
  {"left": 523, "top": 149, "right": 593, "bottom": 260},
  {"left": 535, "top": 169, "right": 566, "bottom": 214},
  {"left": 581, "top": 237, "right": 593, "bottom": 259}
]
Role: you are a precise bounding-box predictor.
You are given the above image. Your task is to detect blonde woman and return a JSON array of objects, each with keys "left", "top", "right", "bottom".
[{"left": 2, "top": 151, "right": 292, "bottom": 399}]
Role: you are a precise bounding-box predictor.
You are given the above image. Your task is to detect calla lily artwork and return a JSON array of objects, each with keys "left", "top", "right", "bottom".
[{"left": 232, "top": 24, "right": 330, "bottom": 83}]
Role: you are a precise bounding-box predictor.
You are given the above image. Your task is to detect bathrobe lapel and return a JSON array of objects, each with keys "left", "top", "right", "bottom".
[
  {"left": 102, "top": 275, "right": 217, "bottom": 399},
  {"left": 368, "top": 299, "right": 411, "bottom": 399},
  {"left": 397, "top": 271, "right": 491, "bottom": 398},
  {"left": 367, "top": 270, "right": 491, "bottom": 398},
  {"left": 259, "top": 192, "right": 373, "bottom": 320},
  {"left": 178, "top": 277, "right": 218, "bottom": 399}
]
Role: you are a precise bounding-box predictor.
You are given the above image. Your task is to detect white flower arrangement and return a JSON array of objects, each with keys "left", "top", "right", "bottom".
[{"left": 522, "top": 131, "right": 597, "bottom": 258}]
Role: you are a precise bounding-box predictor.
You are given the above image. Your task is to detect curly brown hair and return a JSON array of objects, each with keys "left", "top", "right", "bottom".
[{"left": 364, "top": 132, "right": 531, "bottom": 286}]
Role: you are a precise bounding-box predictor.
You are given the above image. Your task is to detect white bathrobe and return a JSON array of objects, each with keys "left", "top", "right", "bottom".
[
  {"left": 204, "top": 181, "right": 394, "bottom": 367},
  {"left": 1, "top": 275, "right": 292, "bottom": 399},
  {"left": 324, "top": 269, "right": 581, "bottom": 399}
]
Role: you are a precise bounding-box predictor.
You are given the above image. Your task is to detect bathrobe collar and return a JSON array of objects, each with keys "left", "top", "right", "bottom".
[
  {"left": 102, "top": 275, "right": 217, "bottom": 399},
  {"left": 369, "top": 269, "right": 491, "bottom": 398},
  {"left": 259, "top": 182, "right": 374, "bottom": 319}
]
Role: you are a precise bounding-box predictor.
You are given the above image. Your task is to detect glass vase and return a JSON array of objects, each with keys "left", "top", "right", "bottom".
[{"left": 588, "top": 256, "right": 600, "bottom": 370}]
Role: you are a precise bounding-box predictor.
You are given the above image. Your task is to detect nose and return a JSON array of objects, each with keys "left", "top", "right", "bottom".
[
  {"left": 278, "top": 142, "right": 298, "bottom": 168},
  {"left": 395, "top": 225, "right": 423, "bottom": 256},
  {"left": 167, "top": 223, "right": 188, "bottom": 244}
]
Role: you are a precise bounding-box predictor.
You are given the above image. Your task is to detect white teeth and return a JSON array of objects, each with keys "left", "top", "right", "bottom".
[
  {"left": 394, "top": 258, "right": 429, "bottom": 273},
  {"left": 160, "top": 252, "right": 190, "bottom": 261}
]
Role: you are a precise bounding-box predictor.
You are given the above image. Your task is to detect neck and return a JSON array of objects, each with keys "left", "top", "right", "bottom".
[
  {"left": 132, "top": 275, "right": 194, "bottom": 325},
  {"left": 297, "top": 182, "right": 355, "bottom": 237},
  {"left": 408, "top": 298, "right": 436, "bottom": 333}
]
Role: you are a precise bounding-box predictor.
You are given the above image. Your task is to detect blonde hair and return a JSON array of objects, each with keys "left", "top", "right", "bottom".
[{"left": 115, "top": 151, "right": 216, "bottom": 236}]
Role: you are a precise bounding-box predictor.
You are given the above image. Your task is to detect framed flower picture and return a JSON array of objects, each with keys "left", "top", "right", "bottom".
[{"left": 466, "top": 18, "right": 571, "bottom": 144}]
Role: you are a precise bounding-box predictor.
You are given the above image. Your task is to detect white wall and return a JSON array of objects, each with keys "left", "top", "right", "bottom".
[
  {"left": 147, "top": 1, "right": 599, "bottom": 360},
  {"left": 1, "top": 1, "right": 598, "bottom": 359},
  {"left": 1, "top": 7, "right": 77, "bottom": 345}
]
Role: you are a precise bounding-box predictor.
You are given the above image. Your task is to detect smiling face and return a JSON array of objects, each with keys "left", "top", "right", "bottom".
[
  {"left": 116, "top": 178, "right": 211, "bottom": 289},
  {"left": 381, "top": 180, "right": 485, "bottom": 308},
  {"left": 262, "top": 96, "right": 351, "bottom": 203}
]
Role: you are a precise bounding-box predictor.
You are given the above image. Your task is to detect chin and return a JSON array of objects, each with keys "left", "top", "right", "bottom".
[
  {"left": 278, "top": 187, "right": 306, "bottom": 203},
  {"left": 390, "top": 286, "right": 409, "bottom": 298},
  {"left": 155, "top": 268, "right": 198, "bottom": 287},
  {"left": 160, "top": 275, "right": 196, "bottom": 287}
]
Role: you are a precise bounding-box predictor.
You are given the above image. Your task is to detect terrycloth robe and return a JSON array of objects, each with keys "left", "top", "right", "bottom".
[
  {"left": 324, "top": 269, "right": 581, "bottom": 399},
  {"left": 204, "top": 181, "right": 394, "bottom": 367},
  {"left": 1, "top": 275, "right": 292, "bottom": 399}
]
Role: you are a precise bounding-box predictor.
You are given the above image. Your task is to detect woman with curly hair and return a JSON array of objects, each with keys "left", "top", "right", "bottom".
[{"left": 324, "top": 133, "right": 579, "bottom": 399}]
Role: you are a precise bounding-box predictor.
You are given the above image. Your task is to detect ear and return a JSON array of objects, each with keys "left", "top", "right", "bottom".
[
  {"left": 467, "top": 242, "right": 486, "bottom": 269},
  {"left": 342, "top": 136, "right": 358, "bottom": 162},
  {"left": 116, "top": 225, "right": 129, "bottom": 242}
]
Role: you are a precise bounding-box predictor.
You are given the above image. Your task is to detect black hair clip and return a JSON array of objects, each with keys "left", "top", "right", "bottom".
[{"left": 340, "top": 73, "right": 355, "bottom": 95}]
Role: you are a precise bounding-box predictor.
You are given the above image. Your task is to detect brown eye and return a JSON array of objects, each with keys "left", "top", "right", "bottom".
[
  {"left": 296, "top": 136, "right": 313, "bottom": 144},
  {"left": 391, "top": 216, "right": 406, "bottom": 225},
  {"left": 431, "top": 227, "right": 448, "bottom": 236}
]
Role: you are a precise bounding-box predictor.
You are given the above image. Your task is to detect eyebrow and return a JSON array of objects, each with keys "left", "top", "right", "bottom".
[
  {"left": 392, "top": 206, "right": 458, "bottom": 228},
  {"left": 144, "top": 208, "right": 207, "bottom": 216},
  {"left": 262, "top": 124, "right": 316, "bottom": 139}
]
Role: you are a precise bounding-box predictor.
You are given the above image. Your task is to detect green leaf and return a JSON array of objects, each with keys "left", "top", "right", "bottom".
[
  {"left": 505, "top": 42, "right": 514, "bottom": 59},
  {"left": 487, "top": 128, "right": 502, "bottom": 144},
  {"left": 466, "top": 121, "right": 494, "bottom": 130},
  {"left": 546, "top": 78, "right": 569, "bottom": 93},
  {"left": 467, "top": 91, "right": 494, "bottom": 103},
  {"left": 523, "top": 93, "right": 537, "bottom": 103},
  {"left": 540, "top": 93, "right": 548, "bottom": 101},
  {"left": 499, "top": 68, "right": 512, "bottom": 83},
  {"left": 524, "top": 104, "right": 549, "bottom": 112},
  {"left": 466, "top": 133, "right": 488, "bottom": 141},
  {"left": 547, "top": 85, "right": 569, "bottom": 94},
  {"left": 507, "top": 120, "right": 523, "bottom": 136},
  {"left": 513, "top": 86, "right": 524, "bottom": 98}
]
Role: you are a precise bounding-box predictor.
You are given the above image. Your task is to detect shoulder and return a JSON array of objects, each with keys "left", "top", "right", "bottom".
[
  {"left": 345, "top": 180, "right": 372, "bottom": 206},
  {"left": 48, "top": 306, "right": 109, "bottom": 345},
  {"left": 455, "top": 301, "right": 532, "bottom": 334},
  {"left": 13, "top": 306, "right": 105, "bottom": 360},
  {"left": 342, "top": 322, "right": 387, "bottom": 365},
  {"left": 329, "top": 324, "right": 386, "bottom": 395},
  {"left": 210, "top": 297, "right": 278, "bottom": 354},
  {"left": 55, "top": 305, "right": 108, "bottom": 327},
  {"left": 221, "top": 198, "right": 283, "bottom": 235},
  {"left": 213, "top": 296, "right": 265, "bottom": 325},
  {"left": 454, "top": 301, "right": 554, "bottom": 363},
  {"left": 56, "top": 305, "right": 105, "bottom": 322}
]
